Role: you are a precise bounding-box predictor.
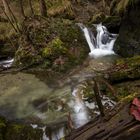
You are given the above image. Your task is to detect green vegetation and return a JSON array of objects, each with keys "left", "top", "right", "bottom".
[
  {"left": 108, "top": 56, "right": 140, "bottom": 82},
  {"left": 13, "top": 17, "right": 88, "bottom": 71},
  {"left": 110, "top": 0, "right": 135, "bottom": 15},
  {"left": 5, "top": 123, "right": 43, "bottom": 140}
]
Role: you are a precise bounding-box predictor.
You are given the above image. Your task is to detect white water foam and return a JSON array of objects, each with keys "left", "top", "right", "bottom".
[
  {"left": 79, "top": 23, "right": 118, "bottom": 58},
  {"left": 70, "top": 88, "right": 90, "bottom": 128},
  {"left": 0, "top": 58, "right": 14, "bottom": 68}
]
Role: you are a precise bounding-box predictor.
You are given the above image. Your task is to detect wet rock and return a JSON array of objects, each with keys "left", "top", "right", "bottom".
[
  {"left": 113, "top": 0, "right": 140, "bottom": 57},
  {"left": 32, "top": 97, "right": 48, "bottom": 113},
  {"left": 103, "top": 16, "right": 121, "bottom": 33}
]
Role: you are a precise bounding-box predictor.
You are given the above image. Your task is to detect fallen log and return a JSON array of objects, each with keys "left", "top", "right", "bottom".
[{"left": 65, "top": 95, "right": 140, "bottom": 140}]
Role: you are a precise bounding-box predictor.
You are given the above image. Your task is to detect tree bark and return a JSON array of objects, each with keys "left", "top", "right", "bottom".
[
  {"left": 65, "top": 104, "right": 140, "bottom": 140},
  {"left": 1, "top": 0, "right": 9, "bottom": 14},
  {"left": 19, "top": 0, "right": 26, "bottom": 18},
  {"left": 29, "top": 0, "right": 34, "bottom": 16},
  {"left": 93, "top": 80, "right": 105, "bottom": 117},
  {"left": 39, "top": 0, "right": 47, "bottom": 17},
  {"left": 1, "top": 0, "right": 20, "bottom": 32}
]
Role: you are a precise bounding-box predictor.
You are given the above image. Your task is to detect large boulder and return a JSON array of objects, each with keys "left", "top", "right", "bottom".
[
  {"left": 113, "top": 0, "right": 140, "bottom": 57},
  {"left": 14, "top": 16, "right": 89, "bottom": 72}
]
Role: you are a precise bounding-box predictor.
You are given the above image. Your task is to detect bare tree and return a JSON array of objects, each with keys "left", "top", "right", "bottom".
[
  {"left": 39, "top": 0, "right": 47, "bottom": 17},
  {"left": 29, "top": 0, "right": 34, "bottom": 16},
  {"left": 0, "top": 6, "right": 18, "bottom": 33},
  {"left": 1, "top": 0, "right": 15, "bottom": 21},
  {"left": 19, "top": 0, "right": 26, "bottom": 18},
  {"left": 1, "top": 0, "right": 9, "bottom": 13},
  {"left": 1, "top": 0, "right": 20, "bottom": 32}
]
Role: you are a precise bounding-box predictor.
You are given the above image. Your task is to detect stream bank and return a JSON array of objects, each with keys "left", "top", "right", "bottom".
[{"left": 0, "top": 0, "right": 140, "bottom": 139}]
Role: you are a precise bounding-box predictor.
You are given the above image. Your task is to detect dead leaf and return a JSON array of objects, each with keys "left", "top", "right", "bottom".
[{"left": 130, "top": 98, "right": 140, "bottom": 121}]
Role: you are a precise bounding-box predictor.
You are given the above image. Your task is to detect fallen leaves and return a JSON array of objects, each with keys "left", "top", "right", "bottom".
[{"left": 130, "top": 98, "right": 140, "bottom": 121}]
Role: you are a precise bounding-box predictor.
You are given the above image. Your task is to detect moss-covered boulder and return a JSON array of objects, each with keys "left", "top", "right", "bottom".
[
  {"left": 113, "top": 0, "right": 140, "bottom": 57},
  {"left": 5, "top": 123, "right": 43, "bottom": 140},
  {"left": 14, "top": 16, "right": 89, "bottom": 72},
  {"left": 107, "top": 55, "right": 140, "bottom": 83}
]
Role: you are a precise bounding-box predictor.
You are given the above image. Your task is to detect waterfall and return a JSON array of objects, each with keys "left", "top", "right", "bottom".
[
  {"left": 0, "top": 58, "right": 14, "bottom": 68},
  {"left": 79, "top": 23, "right": 118, "bottom": 58},
  {"left": 70, "top": 88, "right": 90, "bottom": 128}
]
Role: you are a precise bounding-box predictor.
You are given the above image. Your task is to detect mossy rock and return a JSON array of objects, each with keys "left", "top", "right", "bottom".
[
  {"left": 5, "top": 123, "right": 43, "bottom": 140},
  {"left": 113, "top": 0, "right": 140, "bottom": 57},
  {"left": 103, "top": 16, "right": 121, "bottom": 33},
  {"left": 110, "top": 0, "right": 136, "bottom": 16},
  {"left": 14, "top": 16, "right": 89, "bottom": 72},
  {"left": 90, "top": 13, "right": 106, "bottom": 24},
  {"left": 108, "top": 56, "right": 140, "bottom": 82},
  {"left": 0, "top": 116, "right": 6, "bottom": 140}
]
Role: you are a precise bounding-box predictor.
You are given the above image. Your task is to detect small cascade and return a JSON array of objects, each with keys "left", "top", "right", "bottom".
[
  {"left": 70, "top": 88, "right": 90, "bottom": 128},
  {"left": 0, "top": 58, "right": 14, "bottom": 68},
  {"left": 79, "top": 23, "right": 118, "bottom": 58}
]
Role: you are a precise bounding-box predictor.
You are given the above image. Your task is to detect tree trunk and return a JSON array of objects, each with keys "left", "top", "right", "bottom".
[
  {"left": 39, "top": 0, "right": 47, "bottom": 17},
  {"left": 19, "top": 0, "right": 26, "bottom": 18},
  {"left": 1, "top": 0, "right": 20, "bottom": 32},
  {"left": 1, "top": 0, "right": 9, "bottom": 14},
  {"left": 29, "top": 0, "right": 34, "bottom": 16}
]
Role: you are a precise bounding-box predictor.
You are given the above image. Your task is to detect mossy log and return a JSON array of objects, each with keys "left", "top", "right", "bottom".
[{"left": 65, "top": 93, "right": 140, "bottom": 140}]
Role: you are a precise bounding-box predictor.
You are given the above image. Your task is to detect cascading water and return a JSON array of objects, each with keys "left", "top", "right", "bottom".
[
  {"left": 79, "top": 23, "right": 118, "bottom": 58},
  {"left": 71, "top": 88, "right": 90, "bottom": 128},
  {"left": 0, "top": 58, "right": 14, "bottom": 68}
]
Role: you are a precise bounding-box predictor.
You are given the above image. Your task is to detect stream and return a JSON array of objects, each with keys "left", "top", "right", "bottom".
[{"left": 0, "top": 24, "right": 118, "bottom": 139}]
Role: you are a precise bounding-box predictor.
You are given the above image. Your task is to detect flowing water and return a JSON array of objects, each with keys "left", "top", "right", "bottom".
[
  {"left": 79, "top": 23, "right": 118, "bottom": 58},
  {"left": 0, "top": 24, "right": 118, "bottom": 139},
  {"left": 0, "top": 58, "right": 14, "bottom": 68}
]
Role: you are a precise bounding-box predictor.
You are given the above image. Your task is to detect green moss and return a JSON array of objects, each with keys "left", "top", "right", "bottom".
[
  {"left": 110, "top": 0, "right": 135, "bottom": 15},
  {"left": 109, "top": 56, "right": 140, "bottom": 82},
  {"left": 119, "top": 92, "right": 139, "bottom": 103},
  {"left": 47, "top": 0, "right": 74, "bottom": 19},
  {"left": 116, "top": 0, "right": 134, "bottom": 14},
  {"left": 90, "top": 13, "right": 106, "bottom": 24},
  {"left": 0, "top": 22, "right": 18, "bottom": 56},
  {"left": 14, "top": 17, "right": 88, "bottom": 72},
  {"left": 14, "top": 45, "right": 42, "bottom": 67},
  {"left": 103, "top": 16, "right": 121, "bottom": 26},
  {"left": 5, "top": 123, "right": 43, "bottom": 140},
  {"left": 42, "top": 37, "right": 67, "bottom": 58},
  {"left": 0, "top": 117, "right": 6, "bottom": 140}
]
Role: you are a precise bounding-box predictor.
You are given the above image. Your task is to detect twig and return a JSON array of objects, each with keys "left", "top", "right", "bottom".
[
  {"left": 93, "top": 80, "right": 105, "bottom": 117},
  {"left": 0, "top": 6, "right": 18, "bottom": 33}
]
